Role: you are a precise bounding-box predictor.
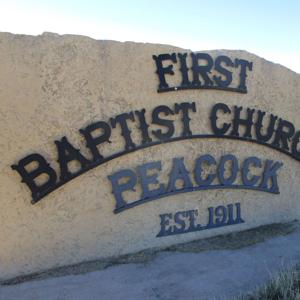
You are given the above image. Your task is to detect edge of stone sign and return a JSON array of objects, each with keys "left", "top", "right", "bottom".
[{"left": 0, "top": 31, "right": 298, "bottom": 75}]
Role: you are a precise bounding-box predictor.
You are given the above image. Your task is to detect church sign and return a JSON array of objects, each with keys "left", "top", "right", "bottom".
[{"left": 0, "top": 33, "right": 299, "bottom": 281}]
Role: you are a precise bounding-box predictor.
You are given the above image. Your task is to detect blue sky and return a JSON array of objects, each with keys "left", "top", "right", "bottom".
[{"left": 1, "top": 0, "right": 299, "bottom": 72}]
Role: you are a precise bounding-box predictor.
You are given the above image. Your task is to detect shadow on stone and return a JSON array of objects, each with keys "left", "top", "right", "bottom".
[{"left": 1, "top": 221, "right": 297, "bottom": 286}]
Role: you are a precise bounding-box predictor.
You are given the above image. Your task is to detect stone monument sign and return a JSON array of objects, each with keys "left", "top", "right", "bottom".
[{"left": 0, "top": 32, "right": 299, "bottom": 281}]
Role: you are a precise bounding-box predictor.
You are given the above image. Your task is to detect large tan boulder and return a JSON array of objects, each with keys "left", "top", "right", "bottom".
[{"left": 0, "top": 32, "right": 299, "bottom": 280}]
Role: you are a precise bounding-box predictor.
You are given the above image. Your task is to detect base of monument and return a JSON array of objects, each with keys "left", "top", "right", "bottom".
[{"left": 1, "top": 220, "right": 297, "bottom": 287}]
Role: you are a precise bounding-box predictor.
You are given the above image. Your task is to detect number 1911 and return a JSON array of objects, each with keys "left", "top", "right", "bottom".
[{"left": 206, "top": 203, "right": 244, "bottom": 228}]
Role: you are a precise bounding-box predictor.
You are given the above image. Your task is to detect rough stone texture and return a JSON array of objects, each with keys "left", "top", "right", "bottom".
[{"left": 0, "top": 32, "right": 299, "bottom": 280}]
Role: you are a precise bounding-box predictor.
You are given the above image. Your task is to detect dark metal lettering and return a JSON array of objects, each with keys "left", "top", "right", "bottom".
[
  {"left": 242, "top": 157, "right": 262, "bottom": 186},
  {"left": 12, "top": 102, "right": 300, "bottom": 204},
  {"left": 157, "top": 203, "right": 244, "bottom": 237},
  {"left": 109, "top": 155, "right": 282, "bottom": 214},
  {"left": 110, "top": 112, "right": 136, "bottom": 151},
  {"left": 217, "top": 154, "right": 238, "bottom": 185},
  {"left": 191, "top": 52, "right": 214, "bottom": 86},
  {"left": 259, "top": 160, "right": 283, "bottom": 193},
  {"left": 255, "top": 111, "right": 277, "bottom": 142},
  {"left": 213, "top": 55, "right": 234, "bottom": 88},
  {"left": 153, "top": 53, "right": 177, "bottom": 91},
  {"left": 135, "top": 109, "right": 153, "bottom": 145},
  {"left": 174, "top": 102, "right": 196, "bottom": 137},
  {"left": 178, "top": 52, "right": 191, "bottom": 87},
  {"left": 230, "top": 106, "right": 255, "bottom": 138},
  {"left": 194, "top": 154, "right": 217, "bottom": 186},
  {"left": 151, "top": 105, "right": 175, "bottom": 140},
  {"left": 292, "top": 131, "right": 300, "bottom": 159},
  {"left": 157, "top": 213, "right": 173, "bottom": 236},
  {"left": 11, "top": 153, "right": 57, "bottom": 203},
  {"left": 137, "top": 161, "right": 165, "bottom": 199},
  {"left": 215, "top": 205, "right": 227, "bottom": 225},
  {"left": 154, "top": 52, "right": 252, "bottom": 93},
  {"left": 167, "top": 157, "right": 193, "bottom": 192},
  {"left": 272, "top": 119, "right": 295, "bottom": 151},
  {"left": 234, "top": 58, "right": 253, "bottom": 92},
  {"left": 173, "top": 211, "right": 187, "bottom": 233},
  {"left": 107, "top": 169, "right": 137, "bottom": 211},
  {"left": 79, "top": 121, "right": 111, "bottom": 162},
  {"left": 55, "top": 136, "right": 90, "bottom": 182},
  {"left": 210, "top": 103, "right": 232, "bottom": 136}
]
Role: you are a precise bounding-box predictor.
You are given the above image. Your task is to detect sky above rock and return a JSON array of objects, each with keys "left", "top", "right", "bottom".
[{"left": 1, "top": 0, "right": 299, "bottom": 73}]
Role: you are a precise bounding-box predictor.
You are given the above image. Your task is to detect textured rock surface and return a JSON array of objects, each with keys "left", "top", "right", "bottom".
[{"left": 0, "top": 32, "right": 299, "bottom": 280}]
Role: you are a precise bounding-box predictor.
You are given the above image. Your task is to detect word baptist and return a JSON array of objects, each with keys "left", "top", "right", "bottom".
[
  {"left": 153, "top": 52, "right": 252, "bottom": 93},
  {"left": 11, "top": 101, "right": 300, "bottom": 204}
]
